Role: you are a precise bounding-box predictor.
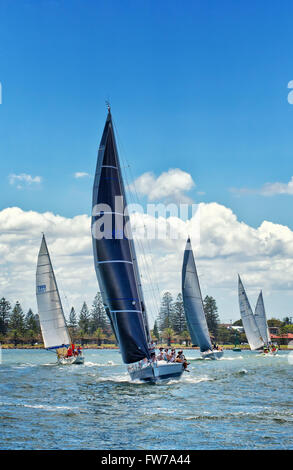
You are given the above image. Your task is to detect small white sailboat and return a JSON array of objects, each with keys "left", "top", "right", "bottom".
[
  {"left": 238, "top": 276, "right": 264, "bottom": 351},
  {"left": 182, "top": 237, "right": 223, "bottom": 360},
  {"left": 254, "top": 291, "right": 278, "bottom": 355},
  {"left": 91, "top": 107, "right": 184, "bottom": 382},
  {"left": 36, "top": 235, "right": 84, "bottom": 365}
]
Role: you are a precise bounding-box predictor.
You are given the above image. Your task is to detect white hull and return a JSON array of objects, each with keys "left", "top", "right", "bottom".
[
  {"left": 128, "top": 361, "right": 184, "bottom": 383},
  {"left": 201, "top": 350, "right": 224, "bottom": 360},
  {"left": 57, "top": 355, "right": 84, "bottom": 365}
]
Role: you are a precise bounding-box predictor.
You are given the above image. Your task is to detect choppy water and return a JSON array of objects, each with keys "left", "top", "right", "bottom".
[{"left": 0, "top": 348, "right": 292, "bottom": 449}]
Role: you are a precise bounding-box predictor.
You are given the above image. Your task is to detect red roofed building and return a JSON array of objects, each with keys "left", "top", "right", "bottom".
[{"left": 270, "top": 333, "right": 293, "bottom": 346}]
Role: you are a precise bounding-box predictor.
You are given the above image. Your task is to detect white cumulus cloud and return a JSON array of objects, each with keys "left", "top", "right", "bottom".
[
  {"left": 231, "top": 176, "right": 293, "bottom": 196},
  {"left": 128, "top": 168, "right": 195, "bottom": 203},
  {"left": 1, "top": 203, "right": 293, "bottom": 324}
]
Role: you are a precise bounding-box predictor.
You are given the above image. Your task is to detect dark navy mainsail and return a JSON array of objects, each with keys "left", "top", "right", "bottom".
[
  {"left": 182, "top": 237, "right": 213, "bottom": 353},
  {"left": 91, "top": 109, "right": 150, "bottom": 364}
]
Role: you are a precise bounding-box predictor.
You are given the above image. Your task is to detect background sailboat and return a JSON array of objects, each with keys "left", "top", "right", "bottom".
[
  {"left": 254, "top": 291, "right": 278, "bottom": 355},
  {"left": 254, "top": 291, "right": 271, "bottom": 346},
  {"left": 91, "top": 107, "right": 184, "bottom": 382},
  {"left": 36, "top": 235, "right": 84, "bottom": 364},
  {"left": 238, "top": 275, "right": 264, "bottom": 351},
  {"left": 182, "top": 237, "right": 223, "bottom": 359}
]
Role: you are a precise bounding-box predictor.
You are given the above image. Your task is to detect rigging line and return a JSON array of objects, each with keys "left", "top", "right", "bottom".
[
  {"left": 112, "top": 118, "right": 161, "bottom": 326},
  {"left": 113, "top": 123, "right": 161, "bottom": 327}
]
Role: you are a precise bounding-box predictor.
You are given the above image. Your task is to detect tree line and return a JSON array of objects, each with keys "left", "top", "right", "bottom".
[
  {"left": 1, "top": 289, "right": 291, "bottom": 348},
  {"left": 0, "top": 293, "right": 115, "bottom": 346},
  {"left": 152, "top": 292, "right": 222, "bottom": 346}
]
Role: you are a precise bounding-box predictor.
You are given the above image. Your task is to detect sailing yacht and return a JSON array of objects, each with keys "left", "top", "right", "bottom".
[
  {"left": 36, "top": 235, "right": 84, "bottom": 365},
  {"left": 238, "top": 275, "right": 264, "bottom": 351},
  {"left": 182, "top": 237, "right": 223, "bottom": 360},
  {"left": 91, "top": 107, "right": 184, "bottom": 382},
  {"left": 254, "top": 291, "right": 278, "bottom": 355}
]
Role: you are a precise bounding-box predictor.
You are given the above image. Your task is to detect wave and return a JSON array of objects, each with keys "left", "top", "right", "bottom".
[
  {"left": 83, "top": 361, "right": 120, "bottom": 367},
  {"left": 185, "top": 409, "right": 293, "bottom": 422},
  {"left": 181, "top": 375, "right": 213, "bottom": 384},
  {"left": 0, "top": 401, "right": 79, "bottom": 412}
]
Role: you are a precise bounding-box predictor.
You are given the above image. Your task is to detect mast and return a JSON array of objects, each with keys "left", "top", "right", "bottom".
[
  {"left": 254, "top": 291, "right": 271, "bottom": 345},
  {"left": 182, "top": 237, "right": 212, "bottom": 352},
  {"left": 91, "top": 108, "right": 150, "bottom": 364},
  {"left": 238, "top": 275, "right": 264, "bottom": 350},
  {"left": 36, "top": 234, "right": 71, "bottom": 349}
]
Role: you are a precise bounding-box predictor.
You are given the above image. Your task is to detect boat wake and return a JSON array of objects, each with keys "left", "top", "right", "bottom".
[
  {"left": 219, "top": 356, "right": 244, "bottom": 361},
  {"left": 182, "top": 375, "right": 214, "bottom": 384},
  {"left": 83, "top": 361, "right": 120, "bottom": 367}
]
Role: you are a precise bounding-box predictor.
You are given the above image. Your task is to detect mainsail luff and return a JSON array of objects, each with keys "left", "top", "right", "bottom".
[
  {"left": 238, "top": 276, "right": 264, "bottom": 350},
  {"left": 91, "top": 109, "right": 150, "bottom": 364},
  {"left": 182, "top": 238, "right": 213, "bottom": 352},
  {"left": 254, "top": 291, "right": 271, "bottom": 345},
  {"left": 36, "top": 235, "right": 71, "bottom": 349}
]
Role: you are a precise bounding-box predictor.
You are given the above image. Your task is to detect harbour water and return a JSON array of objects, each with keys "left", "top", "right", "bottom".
[{"left": 0, "top": 348, "right": 292, "bottom": 449}]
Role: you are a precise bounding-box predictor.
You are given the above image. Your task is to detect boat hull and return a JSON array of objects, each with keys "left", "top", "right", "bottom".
[
  {"left": 57, "top": 355, "right": 84, "bottom": 365},
  {"left": 128, "top": 361, "right": 184, "bottom": 383},
  {"left": 201, "top": 350, "right": 224, "bottom": 360}
]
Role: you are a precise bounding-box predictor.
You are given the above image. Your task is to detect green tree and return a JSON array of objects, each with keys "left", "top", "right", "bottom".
[
  {"left": 68, "top": 307, "right": 78, "bottom": 330},
  {"left": 162, "top": 327, "right": 175, "bottom": 347},
  {"left": 90, "top": 293, "right": 108, "bottom": 334},
  {"left": 25, "top": 309, "right": 38, "bottom": 333},
  {"left": 0, "top": 297, "right": 11, "bottom": 335},
  {"left": 180, "top": 330, "right": 191, "bottom": 346},
  {"left": 95, "top": 327, "right": 106, "bottom": 346},
  {"left": 171, "top": 293, "right": 187, "bottom": 334},
  {"left": 78, "top": 302, "right": 90, "bottom": 334},
  {"left": 233, "top": 319, "right": 243, "bottom": 326},
  {"left": 152, "top": 320, "right": 160, "bottom": 341},
  {"left": 203, "top": 295, "right": 220, "bottom": 341},
  {"left": 158, "top": 292, "right": 174, "bottom": 333},
  {"left": 267, "top": 318, "right": 283, "bottom": 327},
  {"left": 9, "top": 301, "right": 25, "bottom": 335}
]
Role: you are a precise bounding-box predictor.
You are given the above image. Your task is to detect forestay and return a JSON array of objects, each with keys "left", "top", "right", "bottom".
[
  {"left": 36, "top": 235, "right": 71, "bottom": 349},
  {"left": 254, "top": 291, "right": 271, "bottom": 345},
  {"left": 182, "top": 237, "right": 212, "bottom": 352},
  {"left": 91, "top": 109, "right": 150, "bottom": 364},
  {"left": 238, "top": 276, "right": 264, "bottom": 350}
]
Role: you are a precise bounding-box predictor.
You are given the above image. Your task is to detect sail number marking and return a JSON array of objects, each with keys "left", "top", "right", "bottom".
[{"left": 37, "top": 285, "right": 46, "bottom": 293}]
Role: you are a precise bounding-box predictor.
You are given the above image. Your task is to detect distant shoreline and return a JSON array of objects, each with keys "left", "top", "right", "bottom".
[{"left": 0, "top": 344, "right": 288, "bottom": 350}]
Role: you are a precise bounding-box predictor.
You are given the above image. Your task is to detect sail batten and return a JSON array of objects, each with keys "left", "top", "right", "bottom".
[
  {"left": 182, "top": 238, "right": 212, "bottom": 352},
  {"left": 238, "top": 276, "right": 264, "bottom": 350},
  {"left": 254, "top": 291, "right": 271, "bottom": 345},
  {"left": 91, "top": 110, "right": 150, "bottom": 364},
  {"left": 36, "top": 235, "right": 71, "bottom": 350}
]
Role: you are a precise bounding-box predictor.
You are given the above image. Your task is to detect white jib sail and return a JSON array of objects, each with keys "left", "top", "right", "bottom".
[
  {"left": 36, "top": 235, "right": 71, "bottom": 349},
  {"left": 238, "top": 276, "right": 264, "bottom": 350},
  {"left": 254, "top": 291, "right": 271, "bottom": 345}
]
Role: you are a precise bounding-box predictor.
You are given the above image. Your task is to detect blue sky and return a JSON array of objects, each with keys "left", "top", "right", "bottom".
[
  {"left": 1, "top": 1, "right": 293, "bottom": 322},
  {"left": 0, "top": 0, "right": 293, "bottom": 227}
]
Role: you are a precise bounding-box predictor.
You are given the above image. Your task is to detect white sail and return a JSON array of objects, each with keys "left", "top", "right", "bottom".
[
  {"left": 36, "top": 235, "right": 71, "bottom": 349},
  {"left": 254, "top": 291, "right": 271, "bottom": 345},
  {"left": 238, "top": 276, "right": 264, "bottom": 350}
]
